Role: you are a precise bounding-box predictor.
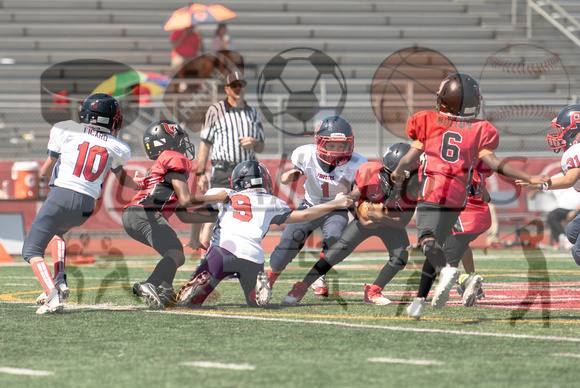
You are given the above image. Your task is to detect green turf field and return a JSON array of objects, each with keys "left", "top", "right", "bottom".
[{"left": 2, "top": 248, "right": 580, "bottom": 387}]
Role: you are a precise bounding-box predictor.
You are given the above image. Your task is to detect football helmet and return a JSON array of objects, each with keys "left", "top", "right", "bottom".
[
  {"left": 230, "top": 160, "right": 273, "bottom": 194},
  {"left": 378, "top": 142, "right": 417, "bottom": 201},
  {"left": 436, "top": 73, "right": 482, "bottom": 119},
  {"left": 315, "top": 116, "right": 355, "bottom": 166},
  {"left": 142, "top": 120, "right": 195, "bottom": 161},
  {"left": 79, "top": 93, "right": 123, "bottom": 136},
  {"left": 547, "top": 104, "right": 580, "bottom": 153}
]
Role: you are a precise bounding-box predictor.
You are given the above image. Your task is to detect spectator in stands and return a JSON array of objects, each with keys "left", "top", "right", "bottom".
[
  {"left": 169, "top": 26, "right": 205, "bottom": 92},
  {"left": 211, "top": 24, "right": 237, "bottom": 75},
  {"left": 212, "top": 23, "right": 234, "bottom": 53}
]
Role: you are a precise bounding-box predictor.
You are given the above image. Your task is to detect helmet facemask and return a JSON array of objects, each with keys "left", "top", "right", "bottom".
[{"left": 316, "top": 135, "right": 354, "bottom": 166}]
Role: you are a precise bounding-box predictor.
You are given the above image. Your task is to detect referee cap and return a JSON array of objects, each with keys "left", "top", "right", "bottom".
[{"left": 226, "top": 71, "right": 246, "bottom": 86}]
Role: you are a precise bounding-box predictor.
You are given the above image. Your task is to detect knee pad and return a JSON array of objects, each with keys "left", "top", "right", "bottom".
[
  {"left": 388, "top": 249, "right": 409, "bottom": 270},
  {"left": 421, "top": 239, "right": 446, "bottom": 272},
  {"left": 422, "top": 239, "right": 442, "bottom": 257}
]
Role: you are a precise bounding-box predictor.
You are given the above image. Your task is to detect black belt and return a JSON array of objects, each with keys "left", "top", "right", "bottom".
[{"left": 211, "top": 160, "right": 235, "bottom": 170}]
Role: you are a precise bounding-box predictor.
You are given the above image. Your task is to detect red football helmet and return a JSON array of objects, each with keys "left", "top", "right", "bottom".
[
  {"left": 315, "top": 116, "right": 355, "bottom": 166},
  {"left": 547, "top": 104, "right": 580, "bottom": 153}
]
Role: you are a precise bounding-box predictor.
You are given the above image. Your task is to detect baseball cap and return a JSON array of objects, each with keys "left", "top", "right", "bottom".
[{"left": 226, "top": 71, "right": 247, "bottom": 86}]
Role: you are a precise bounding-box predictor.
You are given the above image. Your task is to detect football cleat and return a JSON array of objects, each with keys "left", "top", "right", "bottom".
[
  {"left": 36, "top": 288, "right": 63, "bottom": 315},
  {"left": 363, "top": 284, "right": 391, "bottom": 305},
  {"left": 133, "top": 281, "right": 163, "bottom": 310},
  {"left": 281, "top": 282, "right": 308, "bottom": 306},
  {"left": 406, "top": 297, "right": 426, "bottom": 320},
  {"left": 456, "top": 282, "right": 485, "bottom": 300},
  {"left": 54, "top": 273, "right": 69, "bottom": 299},
  {"left": 254, "top": 271, "right": 272, "bottom": 307},
  {"left": 431, "top": 265, "right": 460, "bottom": 309},
  {"left": 36, "top": 291, "right": 48, "bottom": 305},
  {"left": 157, "top": 281, "right": 177, "bottom": 308},
  {"left": 36, "top": 274, "right": 69, "bottom": 304},
  {"left": 460, "top": 274, "right": 484, "bottom": 307},
  {"left": 311, "top": 274, "right": 328, "bottom": 297},
  {"left": 175, "top": 270, "right": 211, "bottom": 307}
]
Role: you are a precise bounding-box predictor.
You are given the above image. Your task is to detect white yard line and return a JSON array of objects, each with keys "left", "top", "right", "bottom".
[
  {"left": 550, "top": 352, "right": 580, "bottom": 359},
  {"left": 0, "top": 367, "right": 54, "bottom": 376},
  {"left": 368, "top": 357, "right": 444, "bottom": 365},
  {"left": 180, "top": 361, "right": 255, "bottom": 370}
]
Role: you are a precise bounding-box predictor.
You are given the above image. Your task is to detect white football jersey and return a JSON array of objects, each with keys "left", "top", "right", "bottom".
[
  {"left": 560, "top": 143, "right": 580, "bottom": 192},
  {"left": 291, "top": 144, "right": 366, "bottom": 205},
  {"left": 207, "top": 188, "right": 292, "bottom": 264},
  {"left": 47, "top": 120, "right": 131, "bottom": 199}
]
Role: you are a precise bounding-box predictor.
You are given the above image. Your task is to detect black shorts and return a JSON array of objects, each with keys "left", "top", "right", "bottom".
[
  {"left": 122, "top": 205, "right": 183, "bottom": 255},
  {"left": 416, "top": 201, "right": 461, "bottom": 245},
  {"left": 210, "top": 160, "right": 236, "bottom": 189}
]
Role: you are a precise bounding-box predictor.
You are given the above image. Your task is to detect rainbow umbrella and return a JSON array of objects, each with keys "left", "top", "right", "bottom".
[
  {"left": 163, "top": 4, "right": 236, "bottom": 31},
  {"left": 91, "top": 70, "right": 169, "bottom": 98}
]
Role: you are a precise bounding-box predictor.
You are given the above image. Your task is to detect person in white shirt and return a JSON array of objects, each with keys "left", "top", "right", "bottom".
[
  {"left": 175, "top": 160, "right": 352, "bottom": 307},
  {"left": 23, "top": 93, "right": 138, "bottom": 315},
  {"left": 266, "top": 116, "right": 366, "bottom": 297}
]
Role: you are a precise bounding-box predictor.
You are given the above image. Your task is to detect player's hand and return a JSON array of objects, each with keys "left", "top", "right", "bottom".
[
  {"left": 528, "top": 174, "right": 550, "bottom": 185},
  {"left": 366, "top": 204, "right": 385, "bottom": 223},
  {"left": 333, "top": 193, "right": 353, "bottom": 208},
  {"left": 239, "top": 137, "right": 258, "bottom": 151},
  {"left": 215, "top": 190, "right": 229, "bottom": 203},
  {"left": 390, "top": 168, "right": 410, "bottom": 188},
  {"left": 184, "top": 239, "right": 207, "bottom": 251},
  {"left": 515, "top": 180, "right": 538, "bottom": 190},
  {"left": 197, "top": 174, "right": 209, "bottom": 193}
]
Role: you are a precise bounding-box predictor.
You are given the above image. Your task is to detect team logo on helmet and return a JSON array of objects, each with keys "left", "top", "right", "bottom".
[{"left": 161, "top": 122, "right": 178, "bottom": 137}]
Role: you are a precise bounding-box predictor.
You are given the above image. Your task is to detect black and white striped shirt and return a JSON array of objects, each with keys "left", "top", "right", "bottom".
[{"left": 200, "top": 99, "right": 265, "bottom": 164}]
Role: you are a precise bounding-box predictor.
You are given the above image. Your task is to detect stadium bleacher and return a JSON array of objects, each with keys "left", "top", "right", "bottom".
[{"left": 0, "top": 0, "right": 579, "bottom": 160}]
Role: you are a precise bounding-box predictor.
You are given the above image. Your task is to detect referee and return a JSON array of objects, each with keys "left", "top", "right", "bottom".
[
  {"left": 186, "top": 71, "right": 265, "bottom": 250},
  {"left": 196, "top": 71, "right": 264, "bottom": 190}
]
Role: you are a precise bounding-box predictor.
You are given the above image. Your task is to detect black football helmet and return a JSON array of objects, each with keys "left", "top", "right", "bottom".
[
  {"left": 315, "top": 116, "right": 355, "bottom": 166},
  {"left": 378, "top": 142, "right": 418, "bottom": 201},
  {"left": 547, "top": 104, "right": 580, "bottom": 153},
  {"left": 436, "top": 73, "right": 482, "bottom": 119},
  {"left": 230, "top": 160, "right": 273, "bottom": 194},
  {"left": 142, "top": 120, "right": 195, "bottom": 161},
  {"left": 79, "top": 93, "right": 123, "bottom": 136}
]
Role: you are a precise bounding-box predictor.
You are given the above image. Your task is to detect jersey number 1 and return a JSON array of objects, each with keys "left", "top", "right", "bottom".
[{"left": 73, "top": 142, "right": 109, "bottom": 182}]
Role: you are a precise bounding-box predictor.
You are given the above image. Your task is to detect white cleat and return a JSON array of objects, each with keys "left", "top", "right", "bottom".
[
  {"left": 461, "top": 274, "right": 484, "bottom": 307},
  {"left": 431, "top": 265, "right": 460, "bottom": 309},
  {"left": 407, "top": 297, "right": 426, "bottom": 320},
  {"left": 255, "top": 271, "right": 272, "bottom": 307},
  {"left": 36, "top": 288, "right": 63, "bottom": 315}
]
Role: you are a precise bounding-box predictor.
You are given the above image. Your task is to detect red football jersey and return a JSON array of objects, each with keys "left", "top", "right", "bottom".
[
  {"left": 355, "top": 160, "right": 417, "bottom": 213},
  {"left": 407, "top": 110, "right": 499, "bottom": 209},
  {"left": 127, "top": 150, "right": 193, "bottom": 219}
]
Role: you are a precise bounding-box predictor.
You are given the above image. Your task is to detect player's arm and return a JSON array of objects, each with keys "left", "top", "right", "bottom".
[
  {"left": 284, "top": 193, "right": 353, "bottom": 224},
  {"left": 113, "top": 167, "right": 140, "bottom": 190},
  {"left": 280, "top": 168, "right": 303, "bottom": 184},
  {"left": 391, "top": 145, "right": 423, "bottom": 187},
  {"left": 40, "top": 155, "right": 58, "bottom": 179},
  {"left": 195, "top": 140, "right": 211, "bottom": 193},
  {"left": 481, "top": 152, "right": 549, "bottom": 185},
  {"left": 363, "top": 204, "right": 414, "bottom": 229},
  {"left": 174, "top": 205, "right": 218, "bottom": 224},
  {"left": 170, "top": 174, "right": 229, "bottom": 206},
  {"left": 517, "top": 167, "right": 580, "bottom": 191}
]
